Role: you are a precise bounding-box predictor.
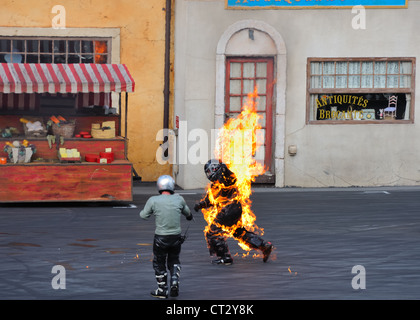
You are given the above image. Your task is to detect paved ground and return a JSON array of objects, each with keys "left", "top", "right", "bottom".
[{"left": 1, "top": 183, "right": 420, "bottom": 301}]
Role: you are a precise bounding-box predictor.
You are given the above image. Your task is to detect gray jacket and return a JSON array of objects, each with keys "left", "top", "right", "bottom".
[{"left": 140, "top": 193, "right": 192, "bottom": 235}]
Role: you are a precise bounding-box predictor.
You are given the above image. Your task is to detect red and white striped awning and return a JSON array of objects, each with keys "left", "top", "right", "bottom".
[{"left": 0, "top": 63, "right": 135, "bottom": 94}]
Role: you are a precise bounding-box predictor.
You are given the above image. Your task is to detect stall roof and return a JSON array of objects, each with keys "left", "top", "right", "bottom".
[{"left": 0, "top": 63, "right": 135, "bottom": 94}]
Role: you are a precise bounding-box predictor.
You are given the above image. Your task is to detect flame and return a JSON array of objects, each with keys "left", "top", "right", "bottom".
[
  {"left": 202, "top": 87, "right": 266, "bottom": 251},
  {"left": 234, "top": 250, "right": 277, "bottom": 260},
  {"left": 94, "top": 41, "right": 108, "bottom": 64}
]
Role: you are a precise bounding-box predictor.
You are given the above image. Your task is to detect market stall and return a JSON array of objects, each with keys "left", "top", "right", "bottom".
[{"left": 0, "top": 63, "right": 135, "bottom": 202}]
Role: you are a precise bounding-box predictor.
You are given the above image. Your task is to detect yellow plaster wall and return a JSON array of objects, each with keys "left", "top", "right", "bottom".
[{"left": 0, "top": 0, "right": 173, "bottom": 181}]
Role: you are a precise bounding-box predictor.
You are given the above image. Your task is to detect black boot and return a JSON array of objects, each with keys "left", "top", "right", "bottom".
[
  {"left": 234, "top": 228, "right": 273, "bottom": 262},
  {"left": 151, "top": 272, "right": 168, "bottom": 299},
  {"left": 261, "top": 241, "right": 273, "bottom": 263},
  {"left": 169, "top": 264, "right": 181, "bottom": 297},
  {"left": 211, "top": 240, "right": 233, "bottom": 265}
]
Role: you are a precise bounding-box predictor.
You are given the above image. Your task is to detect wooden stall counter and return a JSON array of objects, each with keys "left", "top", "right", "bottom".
[{"left": 0, "top": 160, "right": 133, "bottom": 202}]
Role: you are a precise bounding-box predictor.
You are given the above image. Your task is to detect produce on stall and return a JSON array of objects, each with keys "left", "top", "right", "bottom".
[{"left": 0, "top": 62, "right": 135, "bottom": 202}]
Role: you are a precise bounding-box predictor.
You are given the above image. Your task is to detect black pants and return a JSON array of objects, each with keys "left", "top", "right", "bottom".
[
  {"left": 153, "top": 234, "right": 182, "bottom": 276},
  {"left": 205, "top": 201, "right": 265, "bottom": 257}
]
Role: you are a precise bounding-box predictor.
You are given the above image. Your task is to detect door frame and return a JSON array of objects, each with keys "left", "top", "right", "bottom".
[{"left": 215, "top": 20, "right": 287, "bottom": 187}]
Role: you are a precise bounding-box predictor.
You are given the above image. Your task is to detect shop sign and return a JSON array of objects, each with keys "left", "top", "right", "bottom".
[{"left": 226, "top": 0, "right": 407, "bottom": 9}]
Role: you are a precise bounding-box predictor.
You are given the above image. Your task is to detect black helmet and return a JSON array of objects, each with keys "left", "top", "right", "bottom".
[{"left": 204, "top": 159, "right": 227, "bottom": 182}]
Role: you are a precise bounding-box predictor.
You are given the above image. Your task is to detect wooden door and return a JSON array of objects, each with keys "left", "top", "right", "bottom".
[{"left": 225, "top": 57, "right": 274, "bottom": 182}]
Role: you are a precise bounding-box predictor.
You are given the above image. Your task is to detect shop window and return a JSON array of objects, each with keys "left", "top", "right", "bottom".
[
  {"left": 0, "top": 38, "right": 110, "bottom": 64},
  {"left": 307, "top": 58, "right": 415, "bottom": 123}
]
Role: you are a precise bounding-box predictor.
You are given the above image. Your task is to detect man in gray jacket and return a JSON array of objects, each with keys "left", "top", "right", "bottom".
[{"left": 140, "top": 175, "right": 193, "bottom": 299}]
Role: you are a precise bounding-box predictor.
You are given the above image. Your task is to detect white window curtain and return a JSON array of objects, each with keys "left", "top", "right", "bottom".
[
  {"left": 400, "top": 62, "right": 412, "bottom": 88},
  {"left": 374, "top": 62, "right": 386, "bottom": 88},
  {"left": 361, "top": 62, "right": 373, "bottom": 88},
  {"left": 310, "top": 61, "right": 412, "bottom": 90}
]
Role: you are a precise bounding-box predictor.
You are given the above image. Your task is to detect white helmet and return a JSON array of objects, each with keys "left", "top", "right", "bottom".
[{"left": 157, "top": 175, "right": 175, "bottom": 194}]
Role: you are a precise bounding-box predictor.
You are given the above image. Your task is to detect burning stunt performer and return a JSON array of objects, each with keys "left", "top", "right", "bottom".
[
  {"left": 140, "top": 175, "right": 193, "bottom": 299},
  {"left": 194, "top": 159, "right": 273, "bottom": 265}
]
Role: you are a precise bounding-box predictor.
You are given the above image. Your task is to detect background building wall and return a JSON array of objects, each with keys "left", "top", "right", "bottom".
[
  {"left": 174, "top": 0, "right": 420, "bottom": 188},
  {"left": 0, "top": 0, "right": 174, "bottom": 181}
]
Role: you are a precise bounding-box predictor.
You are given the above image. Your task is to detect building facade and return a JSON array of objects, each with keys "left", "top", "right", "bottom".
[
  {"left": 173, "top": 0, "right": 420, "bottom": 189},
  {"left": 0, "top": 0, "right": 174, "bottom": 181}
]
